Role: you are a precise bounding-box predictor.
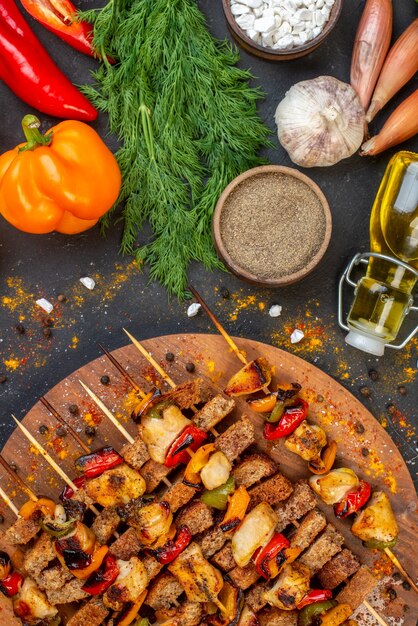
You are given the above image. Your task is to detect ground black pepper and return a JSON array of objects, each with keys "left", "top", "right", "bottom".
[
  {"left": 165, "top": 352, "right": 175, "bottom": 362},
  {"left": 185, "top": 362, "right": 195, "bottom": 373},
  {"left": 100, "top": 375, "right": 110, "bottom": 385},
  {"left": 220, "top": 173, "right": 326, "bottom": 279}
]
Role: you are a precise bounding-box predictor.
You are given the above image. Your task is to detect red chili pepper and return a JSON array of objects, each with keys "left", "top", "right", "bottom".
[
  {"left": 60, "top": 474, "right": 87, "bottom": 501},
  {"left": 151, "top": 525, "right": 192, "bottom": 565},
  {"left": 81, "top": 553, "right": 119, "bottom": 595},
  {"left": 297, "top": 589, "right": 333, "bottom": 610},
  {"left": 164, "top": 425, "right": 207, "bottom": 467},
  {"left": 0, "top": 0, "right": 97, "bottom": 120},
  {"left": 263, "top": 399, "right": 309, "bottom": 440},
  {"left": 334, "top": 480, "right": 371, "bottom": 519},
  {"left": 0, "top": 572, "right": 24, "bottom": 597},
  {"left": 20, "top": 0, "right": 97, "bottom": 57},
  {"left": 74, "top": 447, "right": 124, "bottom": 479},
  {"left": 252, "top": 533, "right": 290, "bottom": 579}
]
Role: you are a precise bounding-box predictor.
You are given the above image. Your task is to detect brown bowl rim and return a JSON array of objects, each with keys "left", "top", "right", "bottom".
[
  {"left": 221, "top": 0, "right": 343, "bottom": 61},
  {"left": 212, "top": 165, "right": 333, "bottom": 287}
]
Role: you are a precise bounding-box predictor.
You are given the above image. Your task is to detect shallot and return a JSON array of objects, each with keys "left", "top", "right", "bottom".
[
  {"left": 361, "top": 89, "right": 418, "bottom": 156},
  {"left": 350, "top": 0, "right": 392, "bottom": 111},
  {"left": 366, "top": 19, "right": 418, "bottom": 122}
]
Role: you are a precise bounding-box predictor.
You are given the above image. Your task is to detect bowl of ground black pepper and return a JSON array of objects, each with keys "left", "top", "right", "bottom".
[{"left": 213, "top": 165, "right": 332, "bottom": 287}]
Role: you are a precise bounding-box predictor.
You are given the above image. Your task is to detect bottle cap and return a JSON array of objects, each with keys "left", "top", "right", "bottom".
[{"left": 345, "top": 330, "right": 386, "bottom": 356}]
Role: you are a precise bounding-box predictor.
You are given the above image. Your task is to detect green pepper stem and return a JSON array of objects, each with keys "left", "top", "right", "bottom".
[{"left": 19, "top": 115, "right": 53, "bottom": 152}]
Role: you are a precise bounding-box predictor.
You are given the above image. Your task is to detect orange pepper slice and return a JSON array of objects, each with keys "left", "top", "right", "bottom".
[
  {"left": 219, "top": 485, "right": 250, "bottom": 532},
  {"left": 71, "top": 545, "right": 108, "bottom": 580},
  {"left": 183, "top": 443, "right": 216, "bottom": 487},
  {"left": 116, "top": 590, "right": 147, "bottom": 626},
  {"left": 308, "top": 440, "right": 337, "bottom": 475},
  {"left": 19, "top": 497, "right": 56, "bottom": 520},
  {"left": 247, "top": 393, "right": 277, "bottom": 413}
]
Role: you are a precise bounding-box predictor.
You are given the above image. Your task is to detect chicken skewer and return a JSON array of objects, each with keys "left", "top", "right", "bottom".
[{"left": 189, "top": 287, "right": 417, "bottom": 595}]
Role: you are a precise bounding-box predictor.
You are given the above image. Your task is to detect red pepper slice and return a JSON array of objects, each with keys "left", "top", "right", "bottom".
[
  {"left": 334, "top": 480, "right": 371, "bottom": 519},
  {"left": 164, "top": 425, "right": 207, "bottom": 467},
  {"left": 0, "top": 572, "right": 24, "bottom": 598},
  {"left": 74, "top": 447, "right": 124, "bottom": 479},
  {"left": 81, "top": 553, "right": 119, "bottom": 595},
  {"left": 151, "top": 525, "right": 192, "bottom": 565},
  {"left": 297, "top": 589, "right": 333, "bottom": 610},
  {"left": 252, "top": 533, "right": 290, "bottom": 579},
  {"left": 19, "top": 0, "right": 98, "bottom": 58},
  {"left": 263, "top": 399, "right": 309, "bottom": 440},
  {"left": 60, "top": 474, "right": 87, "bottom": 501}
]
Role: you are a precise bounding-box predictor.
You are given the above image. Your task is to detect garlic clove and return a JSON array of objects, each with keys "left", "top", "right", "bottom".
[{"left": 275, "top": 76, "right": 365, "bottom": 167}]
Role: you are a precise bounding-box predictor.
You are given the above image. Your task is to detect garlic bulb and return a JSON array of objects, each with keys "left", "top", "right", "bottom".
[{"left": 275, "top": 76, "right": 365, "bottom": 167}]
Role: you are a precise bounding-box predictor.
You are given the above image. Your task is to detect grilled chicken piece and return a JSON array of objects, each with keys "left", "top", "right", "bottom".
[
  {"left": 129, "top": 501, "right": 173, "bottom": 546},
  {"left": 13, "top": 578, "right": 58, "bottom": 623},
  {"left": 168, "top": 542, "right": 223, "bottom": 604},
  {"left": 201, "top": 451, "right": 232, "bottom": 491},
  {"left": 54, "top": 521, "right": 96, "bottom": 570},
  {"left": 85, "top": 463, "right": 146, "bottom": 507},
  {"left": 232, "top": 502, "right": 278, "bottom": 568},
  {"left": 224, "top": 358, "right": 272, "bottom": 397},
  {"left": 238, "top": 605, "right": 260, "bottom": 625},
  {"left": 309, "top": 468, "right": 359, "bottom": 505},
  {"left": 103, "top": 556, "right": 148, "bottom": 611},
  {"left": 351, "top": 491, "right": 398, "bottom": 545},
  {"left": 263, "top": 562, "right": 311, "bottom": 610},
  {"left": 141, "top": 404, "right": 191, "bottom": 463},
  {"left": 284, "top": 421, "right": 327, "bottom": 461}
]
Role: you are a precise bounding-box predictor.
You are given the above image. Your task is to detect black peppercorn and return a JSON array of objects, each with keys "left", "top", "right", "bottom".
[
  {"left": 354, "top": 422, "right": 365, "bottom": 434},
  {"left": 185, "top": 362, "right": 195, "bottom": 373},
  {"left": 39, "top": 424, "right": 49, "bottom": 435},
  {"left": 402, "top": 581, "right": 411, "bottom": 591},
  {"left": 0, "top": 375, "right": 7, "bottom": 384},
  {"left": 0, "top": 514, "right": 4, "bottom": 524},
  {"left": 165, "top": 352, "right": 175, "bottom": 362},
  {"left": 359, "top": 386, "right": 371, "bottom": 398},
  {"left": 397, "top": 385, "right": 407, "bottom": 396},
  {"left": 368, "top": 369, "right": 379, "bottom": 381},
  {"left": 361, "top": 447, "right": 370, "bottom": 457},
  {"left": 57, "top": 294, "right": 66, "bottom": 302},
  {"left": 387, "top": 403, "right": 396, "bottom": 415},
  {"left": 42, "top": 317, "right": 54, "bottom": 327},
  {"left": 387, "top": 588, "right": 397, "bottom": 601},
  {"left": 69, "top": 404, "right": 79, "bottom": 415},
  {"left": 100, "top": 375, "right": 110, "bottom": 385},
  {"left": 15, "top": 323, "right": 25, "bottom": 334},
  {"left": 85, "top": 425, "right": 96, "bottom": 437},
  {"left": 220, "top": 287, "right": 230, "bottom": 299},
  {"left": 56, "top": 426, "right": 67, "bottom": 438},
  {"left": 393, "top": 572, "right": 401, "bottom": 581},
  {"left": 9, "top": 462, "right": 18, "bottom": 472},
  {"left": 43, "top": 327, "right": 52, "bottom": 339}
]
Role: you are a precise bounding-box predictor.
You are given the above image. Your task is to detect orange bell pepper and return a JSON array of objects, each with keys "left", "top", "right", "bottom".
[
  {"left": 0, "top": 114, "right": 121, "bottom": 234},
  {"left": 183, "top": 443, "right": 216, "bottom": 488},
  {"left": 115, "top": 590, "right": 147, "bottom": 626},
  {"left": 219, "top": 485, "right": 250, "bottom": 532},
  {"left": 19, "top": 497, "right": 56, "bottom": 520},
  {"left": 309, "top": 441, "right": 338, "bottom": 475},
  {"left": 71, "top": 545, "right": 109, "bottom": 580}
]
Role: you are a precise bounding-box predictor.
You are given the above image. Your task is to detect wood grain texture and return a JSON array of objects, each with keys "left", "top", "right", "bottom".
[{"left": 0, "top": 334, "right": 416, "bottom": 624}]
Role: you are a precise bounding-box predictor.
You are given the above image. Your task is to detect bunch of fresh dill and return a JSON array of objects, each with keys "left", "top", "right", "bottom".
[{"left": 82, "top": 0, "right": 270, "bottom": 297}]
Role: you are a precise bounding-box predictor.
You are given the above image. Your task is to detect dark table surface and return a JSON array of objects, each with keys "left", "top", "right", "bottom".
[{"left": 0, "top": 0, "right": 417, "bottom": 488}]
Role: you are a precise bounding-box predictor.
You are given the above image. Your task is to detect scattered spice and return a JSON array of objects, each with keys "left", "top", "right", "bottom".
[
  {"left": 368, "top": 368, "right": 379, "bottom": 381},
  {"left": 85, "top": 425, "right": 96, "bottom": 437},
  {"left": 359, "top": 386, "right": 372, "bottom": 398},
  {"left": 397, "top": 385, "right": 407, "bottom": 396},
  {"left": 220, "top": 287, "right": 230, "bottom": 299},
  {"left": 354, "top": 422, "right": 365, "bottom": 434},
  {"left": 165, "top": 352, "right": 175, "bottom": 362},
  {"left": 100, "top": 375, "right": 110, "bottom": 385},
  {"left": 56, "top": 426, "right": 67, "bottom": 438},
  {"left": 219, "top": 173, "right": 326, "bottom": 280},
  {"left": 57, "top": 293, "right": 66, "bottom": 302},
  {"left": 38, "top": 425, "right": 49, "bottom": 435},
  {"left": 0, "top": 374, "right": 7, "bottom": 384},
  {"left": 185, "top": 362, "right": 195, "bottom": 373},
  {"left": 69, "top": 404, "right": 79, "bottom": 415},
  {"left": 15, "top": 323, "right": 25, "bottom": 334}
]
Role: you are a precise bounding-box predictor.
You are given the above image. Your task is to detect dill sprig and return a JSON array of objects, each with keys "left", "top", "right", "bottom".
[{"left": 82, "top": 0, "right": 271, "bottom": 297}]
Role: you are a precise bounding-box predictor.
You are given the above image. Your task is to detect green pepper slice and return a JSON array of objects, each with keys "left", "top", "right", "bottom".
[
  {"left": 365, "top": 537, "right": 397, "bottom": 550},
  {"left": 40, "top": 518, "right": 76, "bottom": 539},
  {"left": 298, "top": 600, "right": 337, "bottom": 626},
  {"left": 201, "top": 477, "right": 235, "bottom": 510},
  {"left": 146, "top": 400, "right": 172, "bottom": 420}
]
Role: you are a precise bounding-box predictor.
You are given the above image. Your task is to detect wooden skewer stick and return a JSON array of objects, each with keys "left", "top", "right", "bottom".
[
  {"left": 363, "top": 600, "right": 389, "bottom": 626},
  {"left": 189, "top": 286, "right": 247, "bottom": 365},
  {"left": 79, "top": 380, "right": 135, "bottom": 445},
  {"left": 384, "top": 548, "right": 418, "bottom": 594},
  {"left": 11, "top": 415, "right": 101, "bottom": 517},
  {"left": 0, "top": 484, "right": 19, "bottom": 516},
  {"left": 123, "top": 328, "right": 177, "bottom": 389},
  {"left": 98, "top": 343, "right": 145, "bottom": 397},
  {"left": 0, "top": 454, "right": 38, "bottom": 502},
  {"left": 40, "top": 396, "right": 90, "bottom": 454}
]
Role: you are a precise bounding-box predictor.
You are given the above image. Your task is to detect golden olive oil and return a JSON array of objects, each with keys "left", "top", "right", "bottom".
[{"left": 346, "top": 151, "right": 418, "bottom": 355}]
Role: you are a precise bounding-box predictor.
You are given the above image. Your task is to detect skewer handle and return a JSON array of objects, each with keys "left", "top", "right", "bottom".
[
  {"left": 363, "top": 600, "right": 389, "bottom": 626},
  {"left": 384, "top": 548, "right": 418, "bottom": 594},
  {"left": 98, "top": 343, "right": 145, "bottom": 397},
  {"left": 0, "top": 484, "right": 19, "bottom": 516},
  {"left": 0, "top": 454, "right": 38, "bottom": 501}
]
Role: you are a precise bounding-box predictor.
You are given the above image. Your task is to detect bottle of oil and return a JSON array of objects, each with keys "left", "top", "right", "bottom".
[{"left": 345, "top": 150, "right": 418, "bottom": 356}]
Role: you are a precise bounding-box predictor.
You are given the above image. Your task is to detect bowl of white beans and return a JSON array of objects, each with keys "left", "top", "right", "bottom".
[{"left": 222, "top": 0, "right": 343, "bottom": 61}]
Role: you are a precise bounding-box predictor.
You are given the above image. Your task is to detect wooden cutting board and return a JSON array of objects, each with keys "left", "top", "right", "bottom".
[{"left": 0, "top": 333, "right": 417, "bottom": 625}]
